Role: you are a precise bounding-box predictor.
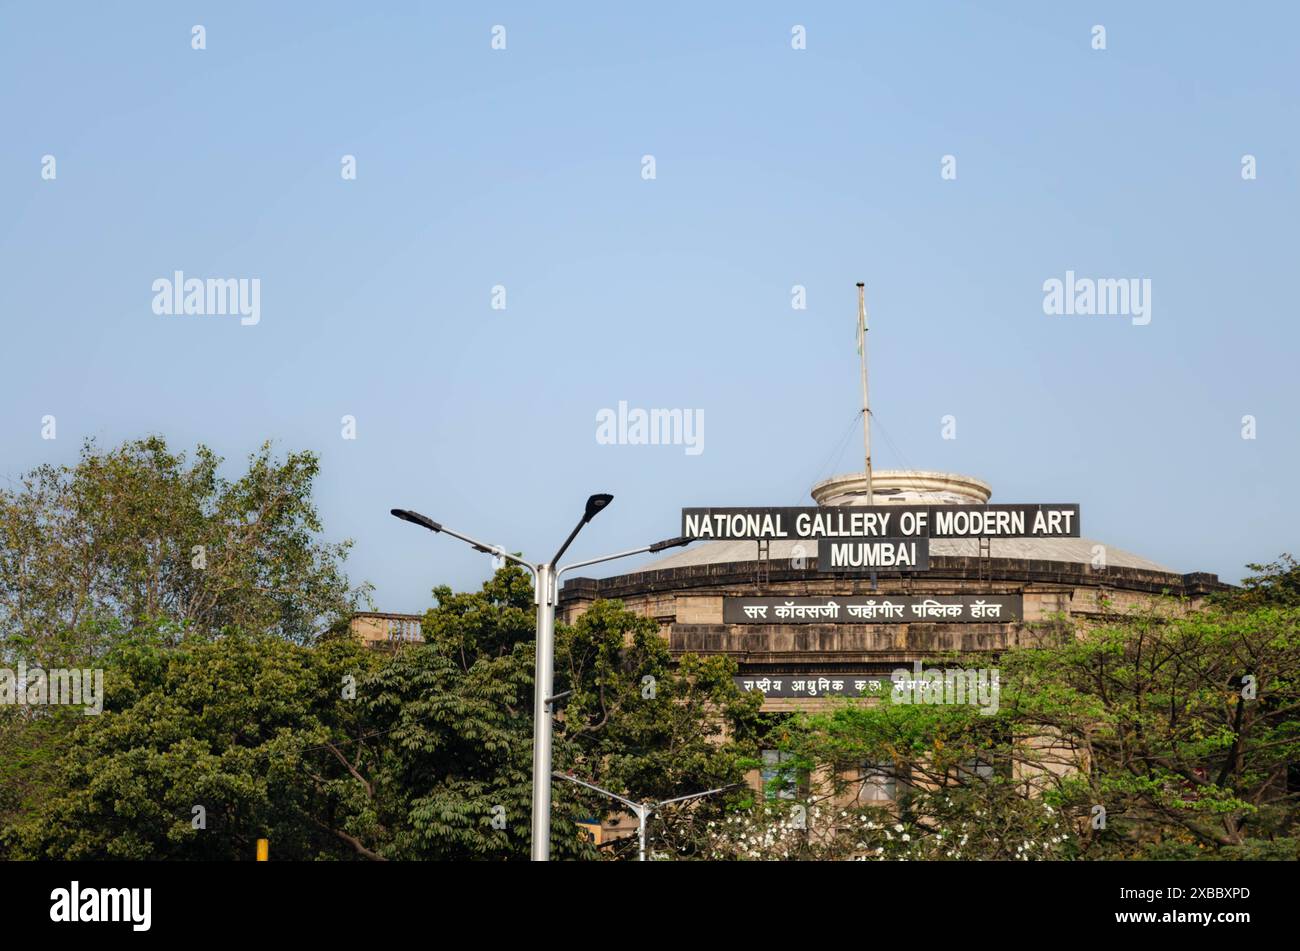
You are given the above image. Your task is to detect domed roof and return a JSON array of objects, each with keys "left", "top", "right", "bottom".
[
  {"left": 811, "top": 469, "right": 992, "bottom": 506},
  {"left": 641, "top": 469, "right": 1176, "bottom": 574}
]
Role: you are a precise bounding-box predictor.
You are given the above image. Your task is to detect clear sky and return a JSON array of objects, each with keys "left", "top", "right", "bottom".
[{"left": 2, "top": 3, "right": 1297, "bottom": 612}]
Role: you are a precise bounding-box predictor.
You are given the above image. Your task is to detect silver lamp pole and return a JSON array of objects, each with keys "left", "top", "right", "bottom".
[
  {"left": 391, "top": 501, "right": 692, "bottom": 861},
  {"left": 554, "top": 772, "right": 743, "bottom": 861}
]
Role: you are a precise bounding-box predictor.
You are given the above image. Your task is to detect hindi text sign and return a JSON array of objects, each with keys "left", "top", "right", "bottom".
[{"left": 724, "top": 595, "right": 1022, "bottom": 624}]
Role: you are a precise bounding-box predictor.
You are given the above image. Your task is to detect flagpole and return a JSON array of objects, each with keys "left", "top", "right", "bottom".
[{"left": 857, "top": 282, "right": 874, "bottom": 503}]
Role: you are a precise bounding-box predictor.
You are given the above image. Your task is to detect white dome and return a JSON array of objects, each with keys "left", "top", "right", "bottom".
[{"left": 811, "top": 469, "right": 992, "bottom": 506}]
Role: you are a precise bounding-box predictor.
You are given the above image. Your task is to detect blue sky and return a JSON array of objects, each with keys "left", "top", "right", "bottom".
[{"left": 2, "top": 2, "right": 1297, "bottom": 611}]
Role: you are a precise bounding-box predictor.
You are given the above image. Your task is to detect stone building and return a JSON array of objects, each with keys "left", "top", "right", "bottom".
[
  {"left": 350, "top": 466, "right": 1226, "bottom": 849},
  {"left": 558, "top": 468, "right": 1224, "bottom": 712},
  {"left": 349, "top": 611, "right": 423, "bottom": 646},
  {"left": 554, "top": 466, "right": 1226, "bottom": 838}
]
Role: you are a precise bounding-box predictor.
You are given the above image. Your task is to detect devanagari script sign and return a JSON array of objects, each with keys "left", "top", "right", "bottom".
[
  {"left": 735, "top": 675, "right": 889, "bottom": 698},
  {"left": 723, "top": 595, "right": 1023, "bottom": 624}
]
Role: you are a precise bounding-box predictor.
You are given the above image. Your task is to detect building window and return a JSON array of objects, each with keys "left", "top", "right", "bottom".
[
  {"left": 761, "top": 749, "right": 797, "bottom": 800},
  {"left": 958, "top": 757, "right": 997, "bottom": 783},
  {"left": 857, "top": 762, "right": 899, "bottom": 805}
]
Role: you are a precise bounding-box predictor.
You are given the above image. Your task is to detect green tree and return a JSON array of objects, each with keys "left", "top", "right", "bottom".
[
  {"left": 4, "top": 628, "right": 378, "bottom": 860},
  {"left": 555, "top": 598, "right": 763, "bottom": 857},
  {"left": 0, "top": 435, "right": 368, "bottom": 664},
  {"left": 769, "top": 591, "right": 1300, "bottom": 860},
  {"left": 0, "top": 436, "right": 369, "bottom": 843},
  {"left": 308, "top": 567, "right": 762, "bottom": 860},
  {"left": 6, "top": 565, "right": 762, "bottom": 860},
  {"left": 1005, "top": 599, "right": 1300, "bottom": 857},
  {"left": 1216, "top": 553, "right": 1300, "bottom": 609}
]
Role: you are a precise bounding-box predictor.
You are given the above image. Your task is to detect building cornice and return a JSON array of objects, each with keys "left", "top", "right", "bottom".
[{"left": 560, "top": 557, "right": 1226, "bottom": 604}]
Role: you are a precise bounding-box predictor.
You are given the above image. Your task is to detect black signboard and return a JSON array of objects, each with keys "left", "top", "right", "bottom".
[
  {"left": 817, "top": 536, "right": 928, "bottom": 572},
  {"left": 723, "top": 595, "right": 1023, "bottom": 624},
  {"left": 681, "top": 504, "right": 1079, "bottom": 540}
]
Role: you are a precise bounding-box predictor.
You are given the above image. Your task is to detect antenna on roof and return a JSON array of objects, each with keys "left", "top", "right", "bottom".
[{"left": 857, "top": 282, "right": 874, "bottom": 504}]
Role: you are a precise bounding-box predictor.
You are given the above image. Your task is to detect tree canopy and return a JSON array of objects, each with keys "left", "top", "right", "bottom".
[
  {"left": 0, "top": 436, "right": 367, "bottom": 665},
  {"left": 3, "top": 436, "right": 1295, "bottom": 861},
  {"left": 754, "top": 567, "right": 1300, "bottom": 861}
]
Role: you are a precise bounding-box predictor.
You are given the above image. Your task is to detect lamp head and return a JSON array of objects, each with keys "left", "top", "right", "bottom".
[
  {"left": 648, "top": 535, "right": 692, "bottom": 553},
  {"left": 390, "top": 509, "right": 442, "bottom": 533},
  {"left": 583, "top": 493, "right": 613, "bottom": 523}
]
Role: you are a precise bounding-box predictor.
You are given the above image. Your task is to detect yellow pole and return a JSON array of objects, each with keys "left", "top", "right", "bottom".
[{"left": 256, "top": 839, "right": 269, "bottom": 861}]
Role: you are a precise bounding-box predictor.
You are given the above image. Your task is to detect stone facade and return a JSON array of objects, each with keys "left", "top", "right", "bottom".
[
  {"left": 357, "top": 468, "right": 1228, "bottom": 844},
  {"left": 350, "top": 611, "right": 423, "bottom": 646},
  {"left": 559, "top": 551, "right": 1225, "bottom": 713}
]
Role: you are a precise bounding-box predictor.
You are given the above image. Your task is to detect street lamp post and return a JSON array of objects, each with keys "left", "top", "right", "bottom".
[
  {"left": 391, "top": 497, "right": 692, "bottom": 861},
  {"left": 553, "top": 772, "right": 744, "bottom": 861}
]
